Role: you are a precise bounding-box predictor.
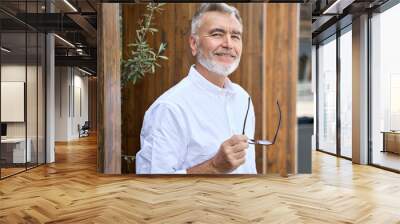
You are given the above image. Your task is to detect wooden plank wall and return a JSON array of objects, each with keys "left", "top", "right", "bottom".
[
  {"left": 121, "top": 3, "right": 298, "bottom": 175},
  {"left": 264, "top": 4, "right": 298, "bottom": 175},
  {"left": 121, "top": 3, "right": 198, "bottom": 173},
  {"left": 97, "top": 4, "right": 121, "bottom": 174}
]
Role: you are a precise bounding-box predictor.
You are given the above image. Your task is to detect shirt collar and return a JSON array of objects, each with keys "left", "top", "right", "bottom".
[{"left": 188, "top": 65, "right": 236, "bottom": 96}]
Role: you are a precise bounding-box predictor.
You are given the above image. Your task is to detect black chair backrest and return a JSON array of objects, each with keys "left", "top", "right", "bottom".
[{"left": 82, "top": 121, "right": 90, "bottom": 129}]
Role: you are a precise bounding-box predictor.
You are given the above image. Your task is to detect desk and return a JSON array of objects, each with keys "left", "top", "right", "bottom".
[
  {"left": 381, "top": 131, "right": 400, "bottom": 154},
  {"left": 1, "top": 138, "right": 31, "bottom": 163}
]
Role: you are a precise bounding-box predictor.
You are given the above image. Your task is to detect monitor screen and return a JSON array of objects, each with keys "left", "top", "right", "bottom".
[{"left": 1, "top": 123, "right": 7, "bottom": 137}]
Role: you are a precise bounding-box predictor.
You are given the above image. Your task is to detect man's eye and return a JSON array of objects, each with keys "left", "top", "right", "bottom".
[
  {"left": 211, "top": 33, "right": 223, "bottom": 37},
  {"left": 232, "top": 35, "right": 241, "bottom": 40}
]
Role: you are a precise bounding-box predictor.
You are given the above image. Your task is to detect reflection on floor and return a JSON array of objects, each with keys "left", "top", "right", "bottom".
[
  {"left": 0, "top": 167, "right": 25, "bottom": 178},
  {"left": 0, "top": 162, "right": 43, "bottom": 179},
  {"left": 373, "top": 150, "right": 400, "bottom": 171},
  {"left": 0, "top": 136, "right": 400, "bottom": 223},
  {"left": 340, "top": 147, "right": 352, "bottom": 159}
]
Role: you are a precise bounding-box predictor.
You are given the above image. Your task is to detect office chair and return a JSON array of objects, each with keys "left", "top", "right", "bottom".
[{"left": 79, "top": 121, "right": 90, "bottom": 138}]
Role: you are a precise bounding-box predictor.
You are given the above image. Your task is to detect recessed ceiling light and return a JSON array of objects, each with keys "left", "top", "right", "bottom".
[
  {"left": 77, "top": 67, "right": 93, "bottom": 76},
  {"left": 63, "top": 0, "right": 78, "bottom": 12},
  {"left": 1, "top": 47, "right": 11, "bottom": 53},
  {"left": 322, "top": 0, "right": 354, "bottom": 15},
  {"left": 54, "top": 34, "right": 75, "bottom": 48}
]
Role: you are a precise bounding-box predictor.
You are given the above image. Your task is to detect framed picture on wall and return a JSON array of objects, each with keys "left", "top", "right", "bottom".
[{"left": 1, "top": 81, "right": 25, "bottom": 122}]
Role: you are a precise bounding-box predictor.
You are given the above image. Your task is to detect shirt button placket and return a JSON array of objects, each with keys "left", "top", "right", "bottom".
[{"left": 224, "top": 93, "right": 234, "bottom": 135}]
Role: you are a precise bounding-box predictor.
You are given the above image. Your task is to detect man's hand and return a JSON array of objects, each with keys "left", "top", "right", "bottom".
[
  {"left": 187, "top": 135, "right": 249, "bottom": 174},
  {"left": 211, "top": 135, "right": 249, "bottom": 173}
]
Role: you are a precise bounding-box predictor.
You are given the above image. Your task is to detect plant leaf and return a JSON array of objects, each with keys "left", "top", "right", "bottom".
[{"left": 122, "top": 3, "right": 168, "bottom": 87}]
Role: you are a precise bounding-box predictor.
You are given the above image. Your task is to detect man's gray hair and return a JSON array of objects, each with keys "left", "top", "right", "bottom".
[{"left": 191, "top": 3, "right": 243, "bottom": 36}]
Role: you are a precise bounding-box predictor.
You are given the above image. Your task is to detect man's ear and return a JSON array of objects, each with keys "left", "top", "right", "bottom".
[{"left": 189, "top": 35, "right": 198, "bottom": 57}]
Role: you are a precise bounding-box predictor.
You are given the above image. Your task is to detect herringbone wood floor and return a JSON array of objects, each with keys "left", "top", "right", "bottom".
[{"left": 1, "top": 135, "right": 400, "bottom": 224}]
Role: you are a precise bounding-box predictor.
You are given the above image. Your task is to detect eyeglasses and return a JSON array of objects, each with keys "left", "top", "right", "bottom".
[{"left": 242, "top": 97, "right": 281, "bottom": 146}]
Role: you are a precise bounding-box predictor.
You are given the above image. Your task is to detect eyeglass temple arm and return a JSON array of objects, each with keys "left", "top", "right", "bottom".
[
  {"left": 271, "top": 100, "right": 282, "bottom": 144},
  {"left": 242, "top": 97, "right": 251, "bottom": 135}
]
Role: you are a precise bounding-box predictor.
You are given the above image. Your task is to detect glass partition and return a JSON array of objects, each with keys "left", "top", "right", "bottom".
[
  {"left": 0, "top": 1, "right": 46, "bottom": 179},
  {"left": 1, "top": 30, "right": 28, "bottom": 177},
  {"left": 317, "top": 35, "right": 337, "bottom": 155}
]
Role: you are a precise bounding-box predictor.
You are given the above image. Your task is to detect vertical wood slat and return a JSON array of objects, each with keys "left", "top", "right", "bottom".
[
  {"left": 97, "top": 4, "right": 121, "bottom": 174},
  {"left": 262, "top": 4, "right": 268, "bottom": 174},
  {"left": 88, "top": 77, "right": 97, "bottom": 132},
  {"left": 264, "top": 4, "right": 298, "bottom": 176}
]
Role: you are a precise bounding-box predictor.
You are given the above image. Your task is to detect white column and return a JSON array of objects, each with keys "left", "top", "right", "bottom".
[
  {"left": 352, "top": 14, "right": 369, "bottom": 164},
  {"left": 46, "top": 32, "right": 55, "bottom": 163}
]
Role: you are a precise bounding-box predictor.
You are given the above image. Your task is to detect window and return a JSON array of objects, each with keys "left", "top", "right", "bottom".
[
  {"left": 371, "top": 3, "right": 400, "bottom": 171},
  {"left": 339, "top": 28, "right": 352, "bottom": 158},
  {"left": 317, "top": 36, "right": 337, "bottom": 155}
]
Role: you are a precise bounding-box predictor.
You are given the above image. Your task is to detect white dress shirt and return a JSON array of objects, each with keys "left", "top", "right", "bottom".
[{"left": 136, "top": 65, "right": 256, "bottom": 174}]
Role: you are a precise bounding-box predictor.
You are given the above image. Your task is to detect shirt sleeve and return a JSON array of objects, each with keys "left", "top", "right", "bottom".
[{"left": 136, "top": 102, "right": 188, "bottom": 174}]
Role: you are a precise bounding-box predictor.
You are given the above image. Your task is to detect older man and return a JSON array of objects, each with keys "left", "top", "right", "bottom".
[{"left": 136, "top": 3, "right": 256, "bottom": 174}]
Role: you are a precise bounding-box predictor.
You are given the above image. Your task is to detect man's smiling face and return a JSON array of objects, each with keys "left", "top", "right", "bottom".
[{"left": 191, "top": 11, "right": 243, "bottom": 76}]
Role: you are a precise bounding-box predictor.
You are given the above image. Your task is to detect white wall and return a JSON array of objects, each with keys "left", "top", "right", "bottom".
[
  {"left": 1, "top": 65, "right": 26, "bottom": 81},
  {"left": 1, "top": 65, "right": 32, "bottom": 138},
  {"left": 55, "top": 66, "right": 69, "bottom": 141},
  {"left": 54, "top": 67, "right": 89, "bottom": 141}
]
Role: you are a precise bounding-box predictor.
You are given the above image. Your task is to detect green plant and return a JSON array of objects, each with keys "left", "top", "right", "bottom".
[{"left": 121, "top": 3, "right": 168, "bottom": 85}]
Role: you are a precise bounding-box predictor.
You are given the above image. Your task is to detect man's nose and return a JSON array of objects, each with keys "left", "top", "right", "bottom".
[{"left": 221, "top": 34, "right": 233, "bottom": 49}]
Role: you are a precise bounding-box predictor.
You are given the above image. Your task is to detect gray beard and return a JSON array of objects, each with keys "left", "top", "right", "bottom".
[{"left": 196, "top": 48, "right": 240, "bottom": 77}]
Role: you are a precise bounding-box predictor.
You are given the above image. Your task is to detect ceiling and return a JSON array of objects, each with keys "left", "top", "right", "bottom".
[
  {"left": 2, "top": 0, "right": 395, "bottom": 74},
  {"left": 311, "top": 0, "right": 390, "bottom": 43},
  {"left": 0, "top": 0, "right": 97, "bottom": 74}
]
